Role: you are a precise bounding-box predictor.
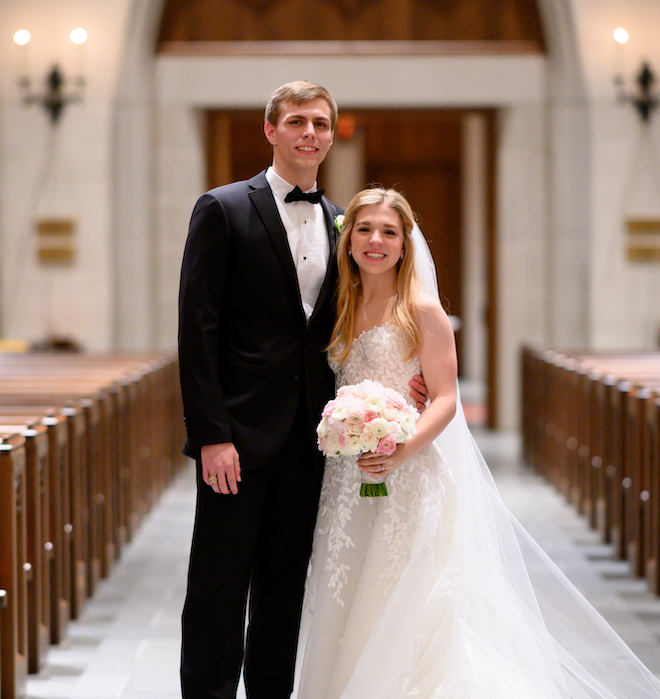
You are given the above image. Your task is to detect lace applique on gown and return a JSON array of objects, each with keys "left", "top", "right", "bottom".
[{"left": 295, "top": 324, "right": 557, "bottom": 699}]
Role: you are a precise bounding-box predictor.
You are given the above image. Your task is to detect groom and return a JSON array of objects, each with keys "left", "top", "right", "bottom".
[{"left": 178, "top": 80, "right": 343, "bottom": 699}]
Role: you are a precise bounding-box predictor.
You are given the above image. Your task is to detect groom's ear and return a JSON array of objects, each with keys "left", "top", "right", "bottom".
[{"left": 264, "top": 121, "right": 277, "bottom": 147}]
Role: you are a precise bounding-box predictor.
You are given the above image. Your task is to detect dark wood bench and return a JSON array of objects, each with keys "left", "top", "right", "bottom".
[
  {"left": 0, "top": 350, "right": 185, "bottom": 686},
  {"left": 0, "top": 433, "right": 28, "bottom": 699},
  {"left": 0, "top": 409, "right": 71, "bottom": 644},
  {"left": 0, "top": 421, "right": 50, "bottom": 674},
  {"left": 520, "top": 347, "right": 660, "bottom": 595},
  {"left": 0, "top": 387, "right": 111, "bottom": 601}
]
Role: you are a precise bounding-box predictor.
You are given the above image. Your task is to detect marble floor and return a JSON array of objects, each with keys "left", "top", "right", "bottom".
[{"left": 25, "top": 428, "right": 660, "bottom": 699}]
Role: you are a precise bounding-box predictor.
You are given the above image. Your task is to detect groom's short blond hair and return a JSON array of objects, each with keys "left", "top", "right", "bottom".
[{"left": 265, "top": 80, "right": 338, "bottom": 130}]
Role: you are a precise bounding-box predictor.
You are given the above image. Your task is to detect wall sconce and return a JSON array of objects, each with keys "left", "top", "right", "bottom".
[
  {"left": 14, "top": 28, "right": 87, "bottom": 125},
  {"left": 613, "top": 28, "right": 658, "bottom": 122}
]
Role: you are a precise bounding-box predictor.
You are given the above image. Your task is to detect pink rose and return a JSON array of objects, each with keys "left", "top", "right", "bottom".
[
  {"left": 348, "top": 408, "right": 366, "bottom": 424},
  {"left": 363, "top": 409, "right": 378, "bottom": 423},
  {"left": 322, "top": 400, "right": 336, "bottom": 418},
  {"left": 385, "top": 389, "right": 406, "bottom": 410},
  {"left": 376, "top": 437, "right": 397, "bottom": 456}
]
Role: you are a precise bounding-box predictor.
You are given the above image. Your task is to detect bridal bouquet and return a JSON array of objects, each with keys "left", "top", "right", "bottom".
[{"left": 316, "top": 379, "right": 418, "bottom": 497}]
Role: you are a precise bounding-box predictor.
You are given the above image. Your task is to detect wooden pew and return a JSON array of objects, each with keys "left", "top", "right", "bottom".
[
  {"left": 0, "top": 388, "right": 107, "bottom": 600},
  {"left": 0, "top": 350, "right": 185, "bottom": 683},
  {"left": 0, "top": 585, "right": 6, "bottom": 692},
  {"left": 591, "top": 374, "right": 617, "bottom": 543},
  {"left": 0, "top": 353, "right": 180, "bottom": 519},
  {"left": 520, "top": 347, "right": 660, "bottom": 594},
  {"left": 0, "top": 421, "right": 50, "bottom": 673},
  {"left": 570, "top": 365, "right": 660, "bottom": 571},
  {"left": 0, "top": 409, "right": 71, "bottom": 644},
  {"left": 0, "top": 433, "right": 28, "bottom": 699},
  {"left": 626, "top": 381, "right": 660, "bottom": 583},
  {"left": 645, "top": 394, "right": 660, "bottom": 594},
  {"left": 580, "top": 369, "right": 603, "bottom": 529},
  {"left": 0, "top": 401, "right": 88, "bottom": 622},
  {"left": 0, "top": 380, "right": 143, "bottom": 589}
]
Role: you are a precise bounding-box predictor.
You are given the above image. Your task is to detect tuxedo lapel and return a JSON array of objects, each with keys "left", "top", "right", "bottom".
[
  {"left": 248, "top": 172, "right": 302, "bottom": 305},
  {"left": 308, "top": 198, "right": 339, "bottom": 326},
  {"left": 321, "top": 198, "right": 338, "bottom": 261}
]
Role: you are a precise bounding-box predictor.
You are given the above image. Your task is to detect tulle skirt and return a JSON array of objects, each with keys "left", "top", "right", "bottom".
[{"left": 294, "top": 406, "right": 660, "bottom": 698}]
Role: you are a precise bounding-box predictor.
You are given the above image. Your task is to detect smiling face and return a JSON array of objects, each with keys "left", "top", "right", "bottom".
[
  {"left": 264, "top": 98, "right": 334, "bottom": 188},
  {"left": 349, "top": 202, "right": 405, "bottom": 283}
]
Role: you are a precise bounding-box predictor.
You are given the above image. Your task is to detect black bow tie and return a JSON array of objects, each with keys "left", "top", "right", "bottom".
[{"left": 284, "top": 186, "right": 325, "bottom": 204}]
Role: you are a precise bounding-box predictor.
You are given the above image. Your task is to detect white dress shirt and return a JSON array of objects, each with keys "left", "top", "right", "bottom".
[{"left": 266, "top": 168, "right": 330, "bottom": 320}]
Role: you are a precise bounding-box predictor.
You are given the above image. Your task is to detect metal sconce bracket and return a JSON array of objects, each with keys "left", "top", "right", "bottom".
[
  {"left": 20, "top": 64, "right": 85, "bottom": 124},
  {"left": 615, "top": 61, "right": 658, "bottom": 122}
]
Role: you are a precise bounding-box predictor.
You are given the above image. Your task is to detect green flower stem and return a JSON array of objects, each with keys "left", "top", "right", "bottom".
[{"left": 360, "top": 482, "right": 389, "bottom": 497}]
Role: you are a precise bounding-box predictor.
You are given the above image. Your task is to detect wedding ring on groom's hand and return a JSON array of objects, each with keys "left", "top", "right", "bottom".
[{"left": 207, "top": 475, "right": 218, "bottom": 485}]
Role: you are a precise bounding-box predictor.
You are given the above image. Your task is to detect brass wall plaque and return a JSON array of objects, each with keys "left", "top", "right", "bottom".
[
  {"left": 36, "top": 218, "right": 76, "bottom": 264},
  {"left": 627, "top": 245, "right": 660, "bottom": 261},
  {"left": 627, "top": 218, "right": 660, "bottom": 235}
]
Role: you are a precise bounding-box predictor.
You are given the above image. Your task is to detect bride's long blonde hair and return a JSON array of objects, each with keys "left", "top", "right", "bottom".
[{"left": 328, "top": 186, "right": 421, "bottom": 365}]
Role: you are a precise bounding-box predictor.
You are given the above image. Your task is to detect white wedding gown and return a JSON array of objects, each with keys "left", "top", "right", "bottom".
[{"left": 294, "top": 323, "right": 660, "bottom": 699}]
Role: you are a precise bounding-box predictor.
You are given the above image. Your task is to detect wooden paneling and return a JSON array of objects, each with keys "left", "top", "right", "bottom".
[
  {"left": 362, "top": 111, "right": 463, "bottom": 325},
  {"left": 485, "top": 111, "right": 498, "bottom": 428},
  {"left": 157, "top": 0, "right": 545, "bottom": 48},
  {"left": 205, "top": 110, "right": 328, "bottom": 189}
]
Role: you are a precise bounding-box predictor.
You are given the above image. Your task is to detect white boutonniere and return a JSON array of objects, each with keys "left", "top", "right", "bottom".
[{"left": 333, "top": 215, "right": 345, "bottom": 234}]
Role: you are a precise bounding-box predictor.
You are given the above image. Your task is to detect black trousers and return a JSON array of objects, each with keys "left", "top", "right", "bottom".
[{"left": 180, "top": 409, "right": 322, "bottom": 699}]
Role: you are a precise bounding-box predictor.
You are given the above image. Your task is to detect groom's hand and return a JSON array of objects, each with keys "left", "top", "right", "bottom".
[
  {"left": 201, "top": 442, "right": 242, "bottom": 495},
  {"left": 409, "top": 374, "right": 429, "bottom": 412}
]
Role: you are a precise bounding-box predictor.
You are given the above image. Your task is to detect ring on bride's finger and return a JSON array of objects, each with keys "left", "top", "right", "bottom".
[
  {"left": 208, "top": 475, "right": 218, "bottom": 485},
  {"left": 379, "top": 466, "right": 385, "bottom": 472}
]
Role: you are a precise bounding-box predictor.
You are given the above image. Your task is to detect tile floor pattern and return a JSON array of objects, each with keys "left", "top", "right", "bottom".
[{"left": 25, "top": 429, "right": 660, "bottom": 699}]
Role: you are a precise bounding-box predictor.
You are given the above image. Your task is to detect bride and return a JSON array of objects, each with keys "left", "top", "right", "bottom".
[{"left": 294, "top": 186, "right": 660, "bottom": 698}]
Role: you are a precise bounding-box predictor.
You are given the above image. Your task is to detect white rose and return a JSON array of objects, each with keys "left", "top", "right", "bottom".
[
  {"left": 400, "top": 414, "right": 416, "bottom": 435},
  {"left": 382, "top": 407, "right": 399, "bottom": 421},
  {"left": 369, "top": 417, "right": 390, "bottom": 439},
  {"left": 347, "top": 409, "right": 363, "bottom": 424},
  {"left": 331, "top": 405, "right": 348, "bottom": 421},
  {"left": 366, "top": 395, "right": 385, "bottom": 413},
  {"left": 359, "top": 431, "right": 378, "bottom": 452},
  {"left": 324, "top": 436, "right": 341, "bottom": 454},
  {"left": 345, "top": 435, "right": 362, "bottom": 455},
  {"left": 387, "top": 422, "right": 404, "bottom": 443}
]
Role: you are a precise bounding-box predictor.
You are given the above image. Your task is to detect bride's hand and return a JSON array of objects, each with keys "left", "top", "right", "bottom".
[
  {"left": 357, "top": 444, "right": 408, "bottom": 476},
  {"left": 409, "top": 374, "right": 428, "bottom": 412}
]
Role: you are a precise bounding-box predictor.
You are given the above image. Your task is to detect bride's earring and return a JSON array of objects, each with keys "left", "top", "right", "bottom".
[
  {"left": 400, "top": 250, "right": 404, "bottom": 260},
  {"left": 348, "top": 250, "right": 352, "bottom": 257}
]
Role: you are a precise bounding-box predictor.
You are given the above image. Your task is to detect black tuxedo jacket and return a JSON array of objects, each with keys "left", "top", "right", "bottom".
[{"left": 178, "top": 170, "right": 342, "bottom": 473}]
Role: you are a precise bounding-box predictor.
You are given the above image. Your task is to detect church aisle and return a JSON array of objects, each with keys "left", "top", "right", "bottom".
[{"left": 26, "top": 431, "right": 660, "bottom": 699}]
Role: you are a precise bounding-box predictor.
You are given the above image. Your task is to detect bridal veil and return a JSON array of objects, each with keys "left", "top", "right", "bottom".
[{"left": 413, "top": 222, "right": 660, "bottom": 698}]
